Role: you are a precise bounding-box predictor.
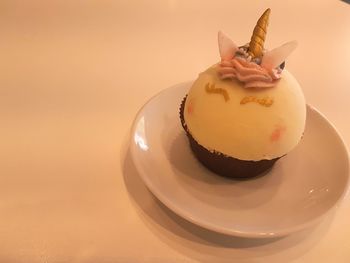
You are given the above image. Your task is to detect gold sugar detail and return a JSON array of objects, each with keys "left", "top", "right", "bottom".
[
  {"left": 240, "top": 96, "right": 273, "bottom": 107},
  {"left": 205, "top": 83, "right": 230, "bottom": 102},
  {"left": 248, "top": 8, "right": 271, "bottom": 58}
]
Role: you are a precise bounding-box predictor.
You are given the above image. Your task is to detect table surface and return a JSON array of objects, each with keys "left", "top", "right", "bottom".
[{"left": 1, "top": 0, "right": 350, "bottom": 262}]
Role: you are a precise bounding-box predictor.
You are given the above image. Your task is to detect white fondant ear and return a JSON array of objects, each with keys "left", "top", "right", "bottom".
[
  {"left": 261, "top": 41, "right": 298, "bottom": 69},
  {"left": 218, "top": 31, "right": 238, "bottom": 61}
]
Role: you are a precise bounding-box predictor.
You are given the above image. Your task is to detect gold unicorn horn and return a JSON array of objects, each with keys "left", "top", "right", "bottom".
[{"left": 248, "top": 8, "right": 271, "bottom": 58}]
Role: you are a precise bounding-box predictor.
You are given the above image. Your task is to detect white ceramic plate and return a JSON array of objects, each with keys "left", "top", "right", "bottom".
[{"left": 130, "top": 82, "right": 350, "bottom": 238}]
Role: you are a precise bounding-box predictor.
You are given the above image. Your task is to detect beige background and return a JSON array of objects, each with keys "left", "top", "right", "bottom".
[{"left": 0, "top": 0, "right": 349, "bottom": 262}]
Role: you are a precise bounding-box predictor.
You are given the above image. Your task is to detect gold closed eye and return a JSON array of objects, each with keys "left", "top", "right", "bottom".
[
  {"left": 205, "top": 83, "right": 230, "bottom": 102},
  {"left": 240, "top": 96, "right": 273, "bottom": 107}
]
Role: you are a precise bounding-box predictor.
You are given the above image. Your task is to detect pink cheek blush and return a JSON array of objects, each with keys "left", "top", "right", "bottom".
[
  {"left": 270, "top": 125, "right": 286, "bottom": 142},
  {"left": 187, "top": 100, "right": 195, "bottom": 115}
]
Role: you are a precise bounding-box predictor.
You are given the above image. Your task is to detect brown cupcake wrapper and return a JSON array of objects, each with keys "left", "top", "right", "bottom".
[{"left": 179, "top": 95, "right": 280, "bottom": 179}]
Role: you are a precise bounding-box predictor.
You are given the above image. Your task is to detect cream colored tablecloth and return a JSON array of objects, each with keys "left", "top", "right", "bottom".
[{"left": 1, "top": 0, "right": 350, "bottom": 262}]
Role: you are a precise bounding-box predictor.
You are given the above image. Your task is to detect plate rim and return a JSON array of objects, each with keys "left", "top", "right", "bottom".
[{"left": 129, "top": 82, "right": 350, "bottom": 238}]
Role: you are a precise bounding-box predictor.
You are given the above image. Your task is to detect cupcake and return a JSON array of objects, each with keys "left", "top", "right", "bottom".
[{"left": 180, "top": 9, "right": 306, "bottom": 179}]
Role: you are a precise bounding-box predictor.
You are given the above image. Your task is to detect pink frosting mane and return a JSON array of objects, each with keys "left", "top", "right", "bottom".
[{"left": 218, "top": 57, "right": 281, "bottom": 89}]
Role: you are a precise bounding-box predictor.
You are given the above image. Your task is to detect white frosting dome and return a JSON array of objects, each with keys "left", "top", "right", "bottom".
[{"left": 184, "top": 65, "right": 306, "bottom": 161}]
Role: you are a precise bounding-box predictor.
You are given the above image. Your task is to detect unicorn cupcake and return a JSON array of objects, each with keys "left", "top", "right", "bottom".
[{"left": 180, "top": 9, "right": 306, "bottom": 178}]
